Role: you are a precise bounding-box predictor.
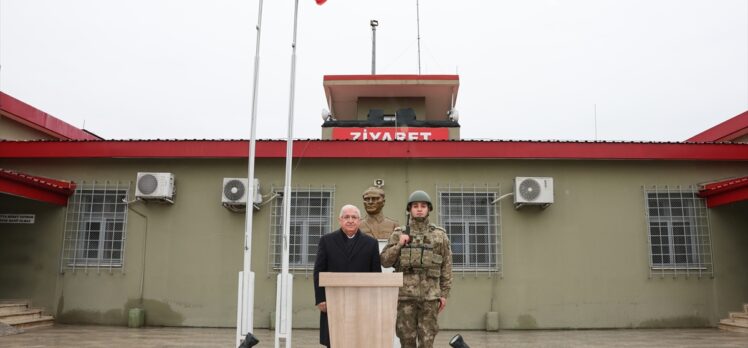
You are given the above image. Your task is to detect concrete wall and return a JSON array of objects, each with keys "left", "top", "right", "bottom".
[
  {"left": 1, "top": 158, "right": 747, "bottom": 329},
  {"left": 0, "top": 115, "right": 55, "bottom": 140}
]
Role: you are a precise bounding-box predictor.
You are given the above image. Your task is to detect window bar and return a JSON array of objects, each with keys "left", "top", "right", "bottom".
[
  {"left": 685, "top": 185, "right": 695, "bottom": 278},
  {"left": 470, "top": 185, "right": 476, "bottom": 277},
  {"left": 120, "top": 181, "right": 130, "bottom": 273},
  {"left": 269, "top": 184, "right": 279, "bottom": 273},
  {"left": 84, "top": 183, "right": 90, "bottom": 271},
  {"left": 496, "top": 183, "right": 503, "bottom": 278},
  {"left": 301, "top": 184, "right": 309, "bottom": 277},
  {"left": 665, "top": 185, "right": 678, "bottom": 278},
  {"left": 677, "top": 185, "right": 691, "bottom": 278},
  {"left": 688, "top": 187, "right": 699, "bottom": 278},
  {"left": 74, "top": 181, "right": 87, "bottom": 273},
  {"left": 471, "top": 184, "right": 476, "bottom": 276},
  {"left": 68, "top": 182, "right": 79, "bottom": 272},
  {"left": 645, "top": 185, "right": 659, "bottom": 278},
  {"left": 643, "top": 185, "right": 653, "bottom": 278},
  {"left": 661, "top": 185, "right": 670, "bottom": 277},
  {"left": 703, "top": 191, "right": 713, "bottom": 278},
  {"left": 100, "top": 180, "right": 108, "bottom": 273}
]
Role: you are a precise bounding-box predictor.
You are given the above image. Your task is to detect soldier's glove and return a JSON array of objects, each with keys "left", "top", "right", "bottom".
[
  {"left": 449, "top": 334, "right": 470, "bottom": 348},
  {"left": 238, "top": 332, "right": 259, "bottom": 348}
]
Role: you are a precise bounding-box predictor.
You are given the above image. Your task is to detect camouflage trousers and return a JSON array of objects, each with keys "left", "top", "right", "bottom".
[{"left": 395, "top": 299, "right": 440, "bottom": 348}]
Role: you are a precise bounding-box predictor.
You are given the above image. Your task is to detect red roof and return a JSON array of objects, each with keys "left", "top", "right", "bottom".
[
  {"left": 0, "top": 92, "right": 101, "bottom": 140},
  {"left": 1, "top": 139, "right": 747, "bottom": 161},
  {"left": 687, "top": 110, "right": 748, "bottom": 142},
  {"left": 698, "top": 176, "right": 748, "bottom": 208},
  {"left": 0, "top": 168, "right": 77, "bottom": 206}
]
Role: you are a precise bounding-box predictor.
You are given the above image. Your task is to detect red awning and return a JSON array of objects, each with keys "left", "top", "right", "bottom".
[
  {"left": 698, "top": 176, "right": 748, "bottom": 208},
  {"left": 0, "top": 168, "right": 77, "bottom": 206}
]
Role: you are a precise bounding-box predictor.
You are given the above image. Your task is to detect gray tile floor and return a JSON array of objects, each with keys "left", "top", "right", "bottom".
[{"left": 1, "top": 325, "right": 746, "bottom": 347}]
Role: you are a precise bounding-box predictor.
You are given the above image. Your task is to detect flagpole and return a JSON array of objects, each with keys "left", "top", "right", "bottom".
[
  {"left": 275, "top": 0, "right": 300, "bottom": 347},
  {"left": 237, "top": 0, "right": 264, "bottom": 346}
]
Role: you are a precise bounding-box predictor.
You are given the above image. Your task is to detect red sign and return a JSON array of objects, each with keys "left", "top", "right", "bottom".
[{"left": 332, "top": 127, "right": 449, "bottom": 141}]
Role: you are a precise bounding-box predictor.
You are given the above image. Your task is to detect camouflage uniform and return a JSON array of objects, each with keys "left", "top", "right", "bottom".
[{"left": 381, "top": 218, "right": 453, "bottom": 348}]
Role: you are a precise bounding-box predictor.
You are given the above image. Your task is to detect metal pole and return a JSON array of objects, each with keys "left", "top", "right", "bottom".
[
  {"left": 371, "top": 20, "right": 378, "bottom": 74},
  {"left": 416, "top": 0, "right": 422, "bottom": 74},
  {"left": 237, "top": 0, "right": 264, "bottom": 346},
  {"left": 275, "top": 1, "right": 299, "bottom": 347}
]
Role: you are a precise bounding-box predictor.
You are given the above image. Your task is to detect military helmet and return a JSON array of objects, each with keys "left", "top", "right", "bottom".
[{"left": 407, "top": 190, "right": 433, "bottom": 211}]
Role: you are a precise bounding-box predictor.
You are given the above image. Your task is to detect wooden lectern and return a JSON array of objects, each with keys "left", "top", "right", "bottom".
[{"left": 319, "top": 272, "right": 403, "bottom": 348}]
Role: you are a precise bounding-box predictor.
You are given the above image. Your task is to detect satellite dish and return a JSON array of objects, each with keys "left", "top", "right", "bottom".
[
  {"left": 518, "top": 178, "right": 541, "bottom": 201},
  {"left": 224, "top": 179, "right": 246, "bottom": 202}
]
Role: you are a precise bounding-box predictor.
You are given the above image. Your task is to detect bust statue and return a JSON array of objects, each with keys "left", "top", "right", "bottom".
[{"left": 359, "top": 187, "right": 399, "bottom": 239}]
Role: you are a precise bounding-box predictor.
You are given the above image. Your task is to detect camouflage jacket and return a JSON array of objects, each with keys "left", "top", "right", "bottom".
[{"left": 381, "top": 218, "right": 453, "bottom": 300}]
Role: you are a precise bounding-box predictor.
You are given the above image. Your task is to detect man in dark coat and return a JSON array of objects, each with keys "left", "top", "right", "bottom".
[{"left": 313, "top": 204, "right": 382, "bottom": 347}]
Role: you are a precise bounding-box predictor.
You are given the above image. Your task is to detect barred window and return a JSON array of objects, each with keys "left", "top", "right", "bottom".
[
  {"left": 61, "top": 182, "right": 130, "bottom": 271},
  {"left": 269, "top": 186, "right": 335, "bottom": 273},
  {"left": 644, "top": 186, "right": 712, "bottom": 277},
  {"left": 438, "top": 185, "right": 501, "bottom": 275}
]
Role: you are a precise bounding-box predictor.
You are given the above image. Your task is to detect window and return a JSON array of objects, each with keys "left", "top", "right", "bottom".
[
  {"left": 644, "top": 187, "right": 712, "bottom": 277},
  {"left": 438, "top": 185, "right": 501, "bottom": 275},
  {"left": 269, "top": 186, "right": 335, "bottom": 273},
  {"left": 61, "top": 182, "right": 129, "bottom": 271}
]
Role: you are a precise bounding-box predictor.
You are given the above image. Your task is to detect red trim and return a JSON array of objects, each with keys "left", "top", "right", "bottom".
[
  {"left": 1, "top": 140, "right": 748, "bottom": 160},
  {"left": 0, "top": 168, "right": 76, "bottom": 206},
  {"left": 698, "top": 176, "right": 748, "bottom": 208},
  {"left": 687, "top": 110, "right": 748, "bottom": 142},
  {"left": 0, "top": 92, "right": 101, "bottom": 140},
  {"left": 324, "top": 74, "right": 458, "bottom": 81}
]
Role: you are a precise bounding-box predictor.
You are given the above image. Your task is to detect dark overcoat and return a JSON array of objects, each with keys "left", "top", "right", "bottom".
[{"left": 313, "top": 229, "right": 382, "bottom": 347}]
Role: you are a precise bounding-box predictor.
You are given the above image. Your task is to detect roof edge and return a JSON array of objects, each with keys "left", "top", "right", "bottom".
[
  {"left": 687, "top": 110, "right": 748, "bottom": 142},
  {"left": 1, "top": 139, "right": 747, "bottom": 161},
  {"left": 324, "top": 74, "right": 459, "bottom": 81},
  {"left": 0, "top": 92, "right": 101, "bottom": 140}
]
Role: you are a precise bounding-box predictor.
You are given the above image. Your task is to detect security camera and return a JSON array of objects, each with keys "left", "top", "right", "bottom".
[
  {"left": 321, "top": 108, "right": 332, "bottom": 121},
  {"left": 447, "top": 108, "right": 460, "bottom": 122}
]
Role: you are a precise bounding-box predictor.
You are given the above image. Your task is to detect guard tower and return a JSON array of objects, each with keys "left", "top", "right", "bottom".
[{"left": 321, "top": 74, "right": 460, "bottom": 140}]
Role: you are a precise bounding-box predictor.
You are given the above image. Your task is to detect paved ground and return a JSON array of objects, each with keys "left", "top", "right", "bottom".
[{"left": 0, "top": 325, "right": 746, "bottom": 347}]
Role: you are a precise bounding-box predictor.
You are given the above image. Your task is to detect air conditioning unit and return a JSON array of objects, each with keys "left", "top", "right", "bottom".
[
  {"left": 135, "top": 172, "right": 175, "bottom": 203},
  {"left": 222, "top": 178, "right": 261, "bottom": 210},
  {"left": 514, "top": 177, "right": 553, "bottom": 208}
]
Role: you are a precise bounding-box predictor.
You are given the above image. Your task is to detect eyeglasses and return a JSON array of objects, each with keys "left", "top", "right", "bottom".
[{"left": 340, "top": 215, "right": 360, "bottom": 220}]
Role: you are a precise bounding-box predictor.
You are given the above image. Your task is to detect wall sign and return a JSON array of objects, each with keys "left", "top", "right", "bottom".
[
  {"left": 332, "top": 127, "right": 450, "bottom": 141},
  {"left": 0, "top": 214, "right": 35, "bottom": 224}
]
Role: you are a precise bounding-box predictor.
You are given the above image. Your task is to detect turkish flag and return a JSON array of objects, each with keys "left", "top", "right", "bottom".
[{"left": 315, "top": 0, "right": 326, "bottom": 4}]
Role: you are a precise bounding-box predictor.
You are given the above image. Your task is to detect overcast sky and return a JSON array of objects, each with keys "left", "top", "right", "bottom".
[{"left": 1, "top": 0, "right": 746, "bottom": 141}]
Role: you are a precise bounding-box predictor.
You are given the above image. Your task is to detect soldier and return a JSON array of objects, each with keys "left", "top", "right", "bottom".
[
  {"left": 381, "top": 190, "right": 453, "bottom": 348},
  {"left": 359, "top": 187, "right": 399, "bottom": 240}
]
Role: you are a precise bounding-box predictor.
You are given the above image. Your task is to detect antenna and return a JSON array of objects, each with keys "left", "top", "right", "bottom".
[
  {"left": 594, "top": 104, "right": 598, "bottom": 140},
  {"left": 416, "top": 0, "right": 422, "bottom": 74},
  {"left": 370, "top": 19, "right": 379, "bottom": 74}
]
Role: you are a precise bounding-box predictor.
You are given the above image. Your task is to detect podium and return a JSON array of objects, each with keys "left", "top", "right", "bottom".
[{"left": 319, "top": 272, "right": 403, "bottom": 348}]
